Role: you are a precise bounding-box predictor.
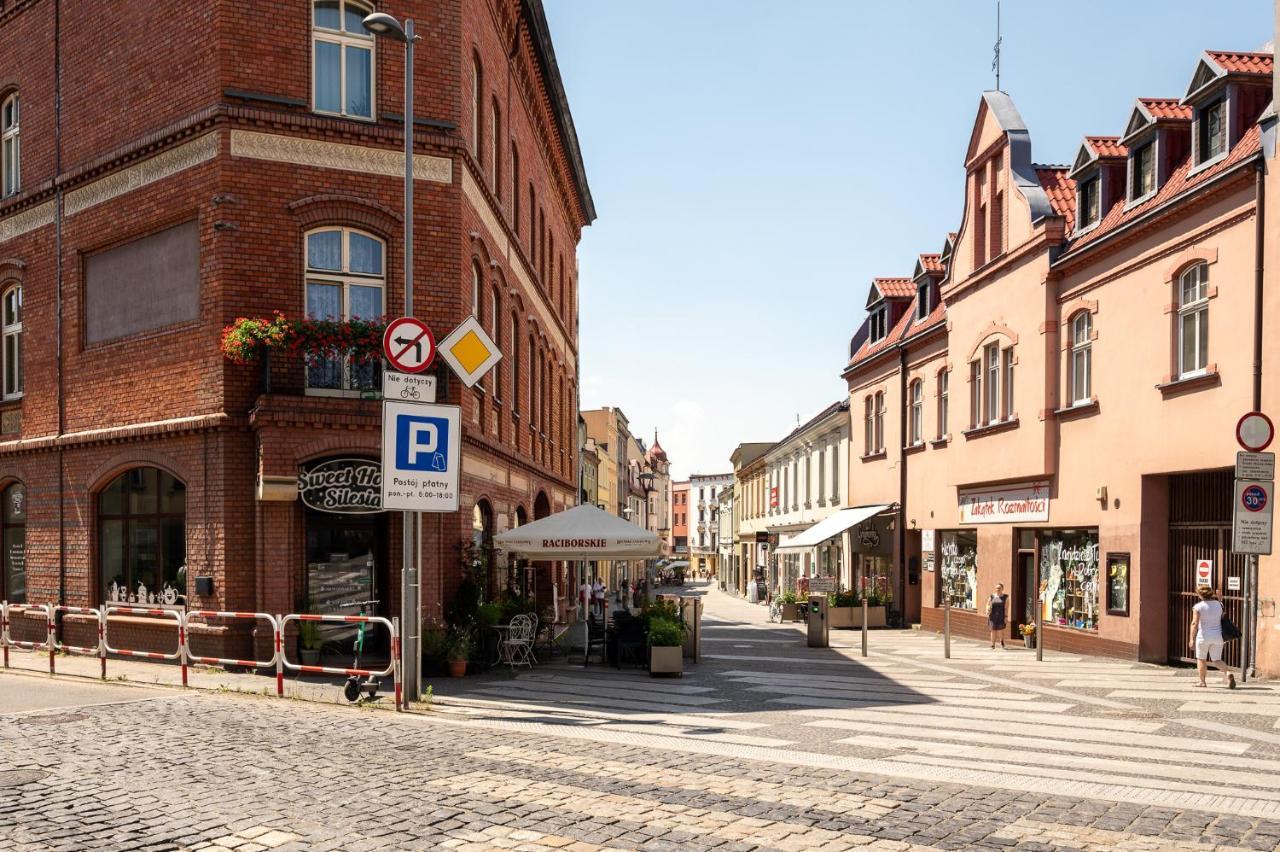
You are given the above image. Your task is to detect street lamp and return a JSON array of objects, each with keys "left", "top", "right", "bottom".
[
  {"left": 363, "top": 10, "right": 421, "bottom": 703},
  {"left": 638, "top": 470, "right": 656, "bottom": 602}
]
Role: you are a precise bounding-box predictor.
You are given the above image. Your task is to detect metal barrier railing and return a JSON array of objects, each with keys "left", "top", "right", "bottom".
[
  {"left": 2, "top": 602, "right": 402, "bottom": 712},
  {"left": 103, "top": 605, "right": 187, "bottom": 686},
  {"left": 51, "top": 605, "right": 106, "bottom": 680},
  {"left": 183, "top": 610, "right": 281, "bottom": 696}
]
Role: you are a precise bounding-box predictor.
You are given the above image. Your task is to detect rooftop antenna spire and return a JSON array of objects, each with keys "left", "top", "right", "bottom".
[{"left": 992, "top": 0, "right": 1003, "bottom": 92}]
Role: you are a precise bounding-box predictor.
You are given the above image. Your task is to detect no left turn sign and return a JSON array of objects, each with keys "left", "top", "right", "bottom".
[{"left": 382, "top": 317, "right": 436, "bottom": 374}]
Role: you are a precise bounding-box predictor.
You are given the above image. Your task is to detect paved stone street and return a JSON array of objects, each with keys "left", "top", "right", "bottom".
[{"left": 6, "top": 581, "right": 1280, "bottom": 850}]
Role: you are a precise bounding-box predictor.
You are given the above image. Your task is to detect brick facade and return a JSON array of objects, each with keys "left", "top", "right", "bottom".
[{"left": 0, "top": 0, "right": 592, "bottom": 659}]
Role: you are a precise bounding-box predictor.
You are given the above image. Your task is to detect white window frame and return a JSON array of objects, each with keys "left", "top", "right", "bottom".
[
  {"left": 1077, "top": 175, "right": 1100, "bottom": 231},
  {"left": 1, "top": 93, "right": 18, "bottom": 198},
  {"left": 1070, "top": 312, "right": 1092, "bottom": 404},
  {"left": 984, "top": 343, "right": 1000, "bottom": 424},
  {"left": 864, "top": 396, "right": 874, "bottom": 456},
  {"left": 1196, "top": 99, "right": 1227, "bottom": 167},
  {"left": 1002, "top": 347, "right": 1014, "bottom": 420},
  {"left": 304, "top": 227, "right": 385, "bottom": 398},
  {"left": 1178, "top": 263, "right": 1210, "bottom": 378},
  {"left": 916, "top": 282, "right": 931, "bottom": 320},
  {"left": 937, "top": 369, "right": 949, "bottom": 439},
  {"left": 1, "top": 284, "right": 20, "bottom": 400},
  {"left": 909, "top": 379, "right": 923, "bottom": 446},
  {"left": 1129, "top": 140, "right": 1155, "bottom": 203},
  {"left": 311, "top": 0, "right": 376, "bottom": 121},
  {"left": 869, "top": 304, "right": 887, "bottom": 342},
  {"left": 874, "top": 391, "right": 885, "bottom": 453}
]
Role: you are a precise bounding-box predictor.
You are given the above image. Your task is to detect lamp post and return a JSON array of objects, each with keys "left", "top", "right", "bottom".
[
  {"left": 639, "top": 470, "right": 656, "bottom": 602},
  {"left": 363, "top": 11, "right": 421, "bottom": 703}
]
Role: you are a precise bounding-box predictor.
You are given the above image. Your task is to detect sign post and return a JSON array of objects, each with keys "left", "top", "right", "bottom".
[{"left": 1233, "top": 411, "right": 1274, "bottom": 685}]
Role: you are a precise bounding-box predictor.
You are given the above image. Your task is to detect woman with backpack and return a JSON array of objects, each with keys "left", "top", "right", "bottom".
[{"left": 1189, "top": 585, "right": 1236, "bottom": 689}]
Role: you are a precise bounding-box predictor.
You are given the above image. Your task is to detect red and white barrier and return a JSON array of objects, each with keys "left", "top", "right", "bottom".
[
  {"left": 2, "top": 602, "right": 53, "bottom": 673},
  {"left": 183, "top": 610, "right": 281, "bottom": 696},
  {"left": 280, "top": 613, "right": 399, "bottom": 711},
  {"left": 103, "top": 605, "right": 187, "bottom": 686},
  {"left": 51, "top": 605, "right": 106, "bottom": 680}
]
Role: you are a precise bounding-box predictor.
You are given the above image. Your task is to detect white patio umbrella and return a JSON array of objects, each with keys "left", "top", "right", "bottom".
[{"left": 493, "top": 504, "right": 662, "bottom": 560}]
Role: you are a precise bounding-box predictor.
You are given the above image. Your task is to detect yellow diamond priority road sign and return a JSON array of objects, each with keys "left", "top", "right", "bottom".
[{"left": 438, "top": 315, "right": 502, "bottom": 388}]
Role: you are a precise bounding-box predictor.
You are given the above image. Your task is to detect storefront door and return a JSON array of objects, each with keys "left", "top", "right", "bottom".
[
  {"left": 305, "top": 510, "right": 389, "bottom": 655},
  {"left": 1014, "top": 552, "right": 1034, "bottom": 638}
]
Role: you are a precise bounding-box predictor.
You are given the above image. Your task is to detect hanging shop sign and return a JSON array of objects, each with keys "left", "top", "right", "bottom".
[
  {"left": 959, "top": 480, "right": 1050, "bottom": 525},
  {"left": 298, "top": 458, "right": 382, "bottom": 514},
  {"left": 921, "top": 529, "right": 935, "bottom": 572}
]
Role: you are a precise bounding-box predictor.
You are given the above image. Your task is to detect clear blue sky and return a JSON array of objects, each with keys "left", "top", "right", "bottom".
[{"left": 544, "top": 0, "right": 1273, "bottom": 479}]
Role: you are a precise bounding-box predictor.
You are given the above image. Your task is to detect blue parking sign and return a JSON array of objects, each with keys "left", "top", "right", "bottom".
[{"left": 381, "top": 400, "right": 461, "bottom": 512}]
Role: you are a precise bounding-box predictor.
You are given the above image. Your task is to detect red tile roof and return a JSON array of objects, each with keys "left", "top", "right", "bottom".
[
  {"left": 1036, "top": 167, "right": 1076, "bottom": 233},
  {"left": 874, "top": 277, "right": 916, "bottom": 298},
  {"left": 1086, "top": 136, "right": 1127, "bottom": 159},
  {"left": 918, "top": 254, "right": 943, "bottom": 274},
  {"left": 848, "top": 288, "right": 949, "bottom": 369},
  {"left": 1139, "top": 97, "right": 1192, "bottom": 121},
  {"left": 1208, "top": 51, "right": 1274, "bottom": 76},
  {"left": 1066, "top": 123, "right": 1262, "bottom": 254}
]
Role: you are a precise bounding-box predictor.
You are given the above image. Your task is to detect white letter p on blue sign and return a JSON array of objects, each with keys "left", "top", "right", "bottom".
[{"left": 396, "top": 414, "right": 450, "bottom": 472}]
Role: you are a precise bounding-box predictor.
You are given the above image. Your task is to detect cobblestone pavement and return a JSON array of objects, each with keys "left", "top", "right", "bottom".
[{"left": 5, "top": 582, "right": 1280, "bottom": 850}]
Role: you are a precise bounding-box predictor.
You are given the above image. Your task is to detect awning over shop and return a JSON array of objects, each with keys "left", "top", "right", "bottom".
[
  {"left": 775, "top": 504, "right": 895, "bottom": 552},
  {"left": 493, "top": 504, "right": 662, "bottom": 560}
]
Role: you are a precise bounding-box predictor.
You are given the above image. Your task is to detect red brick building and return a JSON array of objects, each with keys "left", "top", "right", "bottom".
[{"left": 0, "top": 0, "right": 593, "bottom": 655}]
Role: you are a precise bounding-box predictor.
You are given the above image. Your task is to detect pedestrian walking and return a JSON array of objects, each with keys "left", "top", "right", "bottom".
[
  {"left": 579, "top": 577, "right": 591, "bottom": 619},
  {"left": 986, "top": 583, "right": 1008, "bottom": 649},
  {"left": 592, "top": 578, "right": 606, "bottom": 618},
  {"left": 1189, "top": 586, "right": 1236, "bottom": 689}
]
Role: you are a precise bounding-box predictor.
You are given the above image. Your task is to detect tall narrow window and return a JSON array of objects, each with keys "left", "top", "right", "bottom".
[
  {"left": 916, "top": 282, "right": 930, "bottom": 320},
  {"left": 312, "top": 1, "right": 374, "bottom": 119},
  {"left": 973, "top": 168, "right": 987, "bottom": 268},
  {"left": 969, "top": 360, "right": 981, "bottom": 428},
  {"left": 1, "top": 93, "right": 18, "bottom": 197},
  {"left": 511, "top": 315, "right": 520, "bottom": 414},
  {"left": 1071, "top": 313, "right": 1092, "bottom": 404},
  {"left": 830, "top": 447, "right": 839, "bottom": 502},
  {"left": 1, "top": 481, "right": 24, "bottom": 603},
  {"left": 909, "top": 380, "right": 923, "bottom": 446},
  {"left": 1131, "top": 142, "right": 1155, "bottom": 199},
  {"left": 490, "top": 98, "right": 502, "bottom": 194},
  {"left": 990, "top": 191, "right": 1004, "bottom": 258},
  {"left": 490, "top": 285, "right": 501, "bottom": 397},
  {"left": 874, "top": 391, "right": 885, "bottom": 453},
  {"left": 1, "top": 285, "right": 20, "bottom": 400},
  {"left": 937, "top": 369, "right": 949, "bottom": 438},
  {"left": 528, "top": 185, "right": 536, "bottom": 259},
  {"left": 864, "top": 396, "right": 874, "bottom": 455},
  {"left": 305, "top": 228, "right": 384, "bottom": 393},
  {"left": 1198, "top": 100, "right": 1226, "bottom": 164},
  {"left": 471, "top": 54, "right": 484, "bottom": 162},
  {"left": 1002, "top": 347, "right": 1014, "bottom": 419},
  {"left": 1178, "top": 263, "right": 1209, "bottom": 377},
  {"left": 511, "top": 145, "right": 520, "bottom": 230},
  {"left": 99, "top": 468, "right": 186, "bottom": 603},
  {"left": 1078, "top": 176, "right": 1100, "bottom": 229},
  {"left": 985, "top": 343, "right": 1000, "bottom": 424}
]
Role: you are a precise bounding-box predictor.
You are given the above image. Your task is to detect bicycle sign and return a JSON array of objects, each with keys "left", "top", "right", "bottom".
[{"left": 382, "top": 370, "right": 437, "bottom": 403}]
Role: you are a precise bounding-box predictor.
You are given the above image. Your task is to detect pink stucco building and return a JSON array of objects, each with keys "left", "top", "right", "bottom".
[{"left": 844, "top": 49, "right": 1280, "bottom": 672}]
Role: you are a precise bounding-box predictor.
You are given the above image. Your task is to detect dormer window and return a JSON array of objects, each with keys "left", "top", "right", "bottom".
[
  {"left": 869, "top": 305, "right": 888, "bottom": 342},
  {"left": 1197, "top": 99, "right": 1226, "bottom": 164},
  {"left": 1130, "top": 141, "right": 1155, "bottom": 201},
  {"left": 916, "top": 282, "right": 931, "bottom": 320},
  {"left": 1078, "top": 176, "right": 1100, "bottom": 229}
]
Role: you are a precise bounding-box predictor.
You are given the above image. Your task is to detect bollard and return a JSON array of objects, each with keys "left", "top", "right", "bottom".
[
  {"left": 392, "top": 616, "right": 403, "bottom": 713},
  {"left": 98, "top": 610, "right": 107, "bottom": 680},
  {"left": 943, "top": 595, "right": 951, "bottom": 659},
  {"left": 1, "top": 602, "right": 8, "bottom": 669},
  {"left": 861, "top": 595, "right": 868, "bottom": 658},
  {"left": 275, "top": 617, "right": 284, "bottom": 698},
  {"left": 47, "top": 608, "right": 55, "bottom": 675}
]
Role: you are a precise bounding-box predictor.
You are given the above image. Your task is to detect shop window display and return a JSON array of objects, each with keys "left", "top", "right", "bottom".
[
  {"left": 1039, "top": 529, "right": 1100, "bottom": 630},
  {"left": 940, "top": 530, "right": 977, "bottom": 610}
]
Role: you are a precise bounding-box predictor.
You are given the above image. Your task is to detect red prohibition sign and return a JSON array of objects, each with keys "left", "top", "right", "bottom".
[
  {"left": 1242, "top": 484, "right": 1268, "bottom": 513},
  {"left": 382, "top": 317, "right": 436, "bottom": 374},
  {"left": 1237, "top": 411, "right": 1275, "bottom": 452}
]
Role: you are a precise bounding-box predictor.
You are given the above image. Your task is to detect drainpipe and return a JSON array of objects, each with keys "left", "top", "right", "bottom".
[
  {"left": 55, "top": 0, "right": 66, "bottom": 609},
  {"left": 898, "top": 347, "right": 908, "bottom": 625},
  {"left": 1246, "top": 160, "right": 1265, "bottom": 680}
]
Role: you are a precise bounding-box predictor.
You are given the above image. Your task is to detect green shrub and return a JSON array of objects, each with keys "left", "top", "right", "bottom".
[
  {"left": 647, "top": 616, "right": 685, "bottom": 647},
  {"left": 831, "top": 589, "right": 859, "bottom": 607},
  {"left": 780, "top": 590, "right": 799, "bottom": 605},
  {"left": 445, "top": 628, "right": 471, "bottom": 662}
]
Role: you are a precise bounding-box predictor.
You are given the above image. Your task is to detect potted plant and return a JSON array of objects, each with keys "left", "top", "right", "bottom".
[
  {"left": 648, "top": 616, "right": 686, "bottom": 676},
  {"left": 298, "top": 621, "right": 323, "bottom": 666},
  {"left": 779, "top": 590, "right": 800, "bottom": 622},
  {"left": 445, "top": 628, "right": 471, "bottom": 678},
  {"left": 828, "top": 589, "right": 859, "bottom": 629},
  {"left": 1019, "top": 622, "right": 1036, "bottom": 649}
]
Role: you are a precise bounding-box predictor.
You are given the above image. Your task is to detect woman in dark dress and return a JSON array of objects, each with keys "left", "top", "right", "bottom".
[{"left": 986, "top": 583, "right": 1009, "bottom": 649}]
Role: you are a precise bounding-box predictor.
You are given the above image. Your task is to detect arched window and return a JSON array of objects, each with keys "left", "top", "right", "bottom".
[
  {"left": 2, "top": 481, "right": 25, "bottom": 603},
  {"left": 471, "top": 499, "right": 494, "bottom": 590},
  {"left": 1178, "top": 263, "right": 1209, "bottom": 378},
  {"left": 305, "top": 227, "right": 384, "bottom": 393},
  {"left": 2, "top": 285, "right": 21, "bottom": 400},
  {"left": 99, "top": 468, "right": 186, "bottom": 604},
  {"left": 312, "top": 1, "right": 374, "bottom": 119},
  {"left": 1, "top": 92, "right": 18, "bottom": 197},
  {"left": 1070, "top": 312, "right": 1093, "bottom": 404},
  {"left": 909, "top": 379, "right": 923, "bottom": 446},
  {"left": 472, "top": 53, "right": 484, "bottom": 162},
  {"left": 490, "top": 98, "right": 502, "bottom": 195}
]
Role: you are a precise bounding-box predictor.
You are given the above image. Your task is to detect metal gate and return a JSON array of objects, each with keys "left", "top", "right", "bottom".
[{"left": 1168, "top": 470, "right": 1246, "bottom": 668}]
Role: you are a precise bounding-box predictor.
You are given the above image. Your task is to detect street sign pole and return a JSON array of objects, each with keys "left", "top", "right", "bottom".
[
  {"left": 401, "top": 17, "right": 419, "bottom": 705},
  {"left": 1235, "top": 413, "right": 1275, "bottom": 685}
]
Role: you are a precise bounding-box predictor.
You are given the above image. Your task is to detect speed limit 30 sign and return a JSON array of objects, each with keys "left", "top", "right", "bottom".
[{"left": 1233, "top": 478, "right": 1274, "bottom": 555}]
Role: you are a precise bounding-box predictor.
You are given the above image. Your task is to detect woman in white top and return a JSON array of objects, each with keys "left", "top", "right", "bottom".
[{"left": 1189, "top": 586, "right": 1235, "bottom": 689}]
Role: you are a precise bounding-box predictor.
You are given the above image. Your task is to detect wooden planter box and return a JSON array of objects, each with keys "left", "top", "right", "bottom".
[
  {"left": 829, "top": 606, "right": 888, "bottom": 629},
  {"left": 649, "top": 645, "right": 683, "bottom": 676},
  {"left": 781, "top": 603, "right": 799, "bottom": 622}
]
